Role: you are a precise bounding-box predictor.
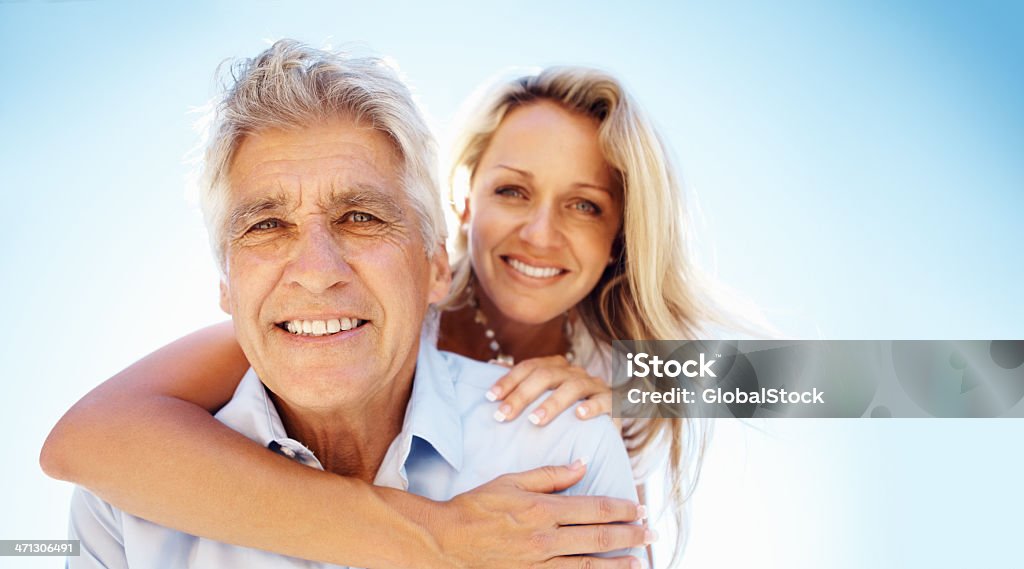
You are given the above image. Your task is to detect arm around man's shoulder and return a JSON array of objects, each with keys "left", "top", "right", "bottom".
[{"left": 68, "top": 487, "right": 129, "bottom": 569}]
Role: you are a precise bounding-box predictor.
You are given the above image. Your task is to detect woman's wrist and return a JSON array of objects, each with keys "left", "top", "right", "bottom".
[{"left": 369, "top": 485, "right": 460, "bottom": 569}]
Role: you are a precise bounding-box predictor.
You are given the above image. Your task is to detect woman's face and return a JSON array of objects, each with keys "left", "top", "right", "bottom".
[{"left": 466, "top": 100, "right": 624, "bottom": 325}]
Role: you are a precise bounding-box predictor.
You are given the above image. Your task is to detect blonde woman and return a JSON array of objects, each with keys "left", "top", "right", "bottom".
[
  {"left": 440, "top": 69, "right": 716, "bottom": 566},
  {"left": 43, "top": 61, "right": 719, "bottom": 568}
]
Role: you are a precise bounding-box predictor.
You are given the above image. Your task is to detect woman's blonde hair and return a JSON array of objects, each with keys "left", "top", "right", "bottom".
[{"left": 445, "top": 66, "right": 726, "bottom": 566}]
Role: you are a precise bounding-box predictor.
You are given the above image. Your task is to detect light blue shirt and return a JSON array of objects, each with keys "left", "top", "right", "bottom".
[{"left": 68, "top": 342, "right": 644, "bottom": 568}]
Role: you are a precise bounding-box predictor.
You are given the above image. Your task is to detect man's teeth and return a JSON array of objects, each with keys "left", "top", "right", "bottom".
[
  {"left": 284, "top": 318, "right": 360, "bottom": 336},
  {"left": 508, "top": 258, "right": 562, "bottom": 278}
]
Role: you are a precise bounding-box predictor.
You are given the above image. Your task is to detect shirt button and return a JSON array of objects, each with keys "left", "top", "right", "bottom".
[{"left": 268, "top": 440, "right": 299, "bottom": 460}]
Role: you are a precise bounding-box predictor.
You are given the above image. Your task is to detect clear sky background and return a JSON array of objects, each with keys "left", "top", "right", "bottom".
[{"left": 1, "top": 1, "right": 1021, "bottom": 567}]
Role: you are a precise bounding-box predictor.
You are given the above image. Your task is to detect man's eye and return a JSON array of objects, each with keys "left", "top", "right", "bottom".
[
  {"left": 495, "top": 186, "right": 525, "bottom": 199},
  {"left": 572, "top": 200, "right": 601, "bottom": 215},
  {"left": 250, "top": 219, "right": 281, "bottom": 231},
  {"left": 346, "top": 211, "right": 378, "bottom": 223}
]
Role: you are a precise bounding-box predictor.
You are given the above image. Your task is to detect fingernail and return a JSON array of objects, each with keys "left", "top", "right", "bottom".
[
  {"left": 528, "top": 408, "right": 546, "bottom": 425},
  {"left": 485, "top": 388, "right": 499, "bottom": 402},
  {"left": 493, "top": 410, "right": 506, "bottom": 422},
  {"left": 644, "top": 529, "right": 658, "bottom": 544},
  {"left": 568, "top": 457, "right": 587, "bottom": 470},
  {"left": 636, "top": 504, "right": 647, "bottom": 521},
  {"left": 576, "top": 405, "right": 588, "bottom": 418}
]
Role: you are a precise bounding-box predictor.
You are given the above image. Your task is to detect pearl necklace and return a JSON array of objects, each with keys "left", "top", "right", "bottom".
[{"left": 468, "top": 291, "right": 575, "bottom": 367}]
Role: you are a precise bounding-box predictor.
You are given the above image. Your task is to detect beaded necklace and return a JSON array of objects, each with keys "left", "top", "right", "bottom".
[{"left": 467, "top": 288, "right": 575, "bottom": 366}]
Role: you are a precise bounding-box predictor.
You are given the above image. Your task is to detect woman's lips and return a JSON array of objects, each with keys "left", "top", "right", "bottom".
[{"left": 501, "top": 255, "right": 568, "bottom": 280}]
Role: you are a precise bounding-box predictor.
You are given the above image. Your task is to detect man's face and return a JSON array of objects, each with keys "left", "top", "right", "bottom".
[{"left": 219, "top": 118, "right": 449, "bottom": 412}]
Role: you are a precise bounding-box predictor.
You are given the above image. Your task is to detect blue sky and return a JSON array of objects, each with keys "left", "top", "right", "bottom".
[{"left": 2, "top": 1, "right": 1021, "bottom": 567}]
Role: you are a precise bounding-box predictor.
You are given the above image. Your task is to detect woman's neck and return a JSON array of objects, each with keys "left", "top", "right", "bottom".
[{"left": 438, "top": 293, "right": 572, "bottom": 363}]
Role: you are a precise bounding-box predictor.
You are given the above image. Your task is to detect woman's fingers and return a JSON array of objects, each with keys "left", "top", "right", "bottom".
[
  {"left": 486, "top": 356, "right": 565, "bottom": 403},
  {"left": 543, "top": 554, "right": 646, "bottom": 569},
  {"left": 529, "top": 375, "right": 608, "bottom": 426},
  {"left": 488, "top": 356, "right": 615, "bottom": 425},
  {"left": 552, "top": 523, "right": 654, "bottom": 556},
  {"left": 493, "top": 366, "right": 562, "bottom": 422},
  {"left": 444, "top": 467, "right": 648, "bottom": 568},
  {"left": 574, "top": 391, "right": 613, "bottom": 421}
]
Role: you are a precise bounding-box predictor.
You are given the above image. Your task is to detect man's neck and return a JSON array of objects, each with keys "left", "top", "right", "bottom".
[{"left": 269, "top": 367, "right": 415, "bottom": 482}]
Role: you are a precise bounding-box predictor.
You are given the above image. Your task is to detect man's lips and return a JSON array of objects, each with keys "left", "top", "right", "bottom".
[
  {"left": 501, "top": 255, "right": 569, "bottom": 279},
  {"left": 275, "top": 317, "right": 369, "bottom": 337}
]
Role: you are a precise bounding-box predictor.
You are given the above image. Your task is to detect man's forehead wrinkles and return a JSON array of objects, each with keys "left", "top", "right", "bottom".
[
  {"left": 231, "top": 171, "right": 399, "bottom": 210},
  {"left": 228, "top": 184, "right": 403, "bottom": 219},
  {"left": 234, "top": 152, "right": 388, "bottom": 183}
]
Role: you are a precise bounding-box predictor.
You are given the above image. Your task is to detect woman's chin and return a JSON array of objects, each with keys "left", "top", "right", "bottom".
[{"left": 492, "top": 300, "right": 574, "bottom": 327}]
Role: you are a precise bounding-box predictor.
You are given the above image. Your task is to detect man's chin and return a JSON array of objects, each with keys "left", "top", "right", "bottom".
[{"left": 261, "top": 364, "right": 379, "bottom": 402}]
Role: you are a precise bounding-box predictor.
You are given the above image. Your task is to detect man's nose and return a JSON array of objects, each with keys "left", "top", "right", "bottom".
[
  {"left": 284, "top": 224, "right": 353, "bottom": 294},
  {"left": 517, "top": 205, "right": 566, "bottom": 249}
]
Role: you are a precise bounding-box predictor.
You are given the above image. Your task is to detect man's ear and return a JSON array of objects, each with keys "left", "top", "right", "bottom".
[
  {"left": 427, "top": 243, "right": 452, "bottom": 304},
  {"left": 219, "top": 280, "right": 232, "bottom": 315}
]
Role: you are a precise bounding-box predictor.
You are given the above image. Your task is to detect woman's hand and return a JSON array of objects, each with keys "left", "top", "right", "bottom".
[
  {"left": 433, "top": 461, "right": 650, "bottom": 569},
  {"left": 487, "top": 356, "right": 612, "bottom": 426}
]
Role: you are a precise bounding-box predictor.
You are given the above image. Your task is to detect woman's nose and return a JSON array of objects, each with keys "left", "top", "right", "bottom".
[{"left": 518, "top": 205, "right": 566, "bottom": 249}]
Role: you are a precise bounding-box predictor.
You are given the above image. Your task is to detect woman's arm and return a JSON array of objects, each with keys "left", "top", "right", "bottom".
[{"left": 41, "top": 322, "right": 646, "bottom": 568}]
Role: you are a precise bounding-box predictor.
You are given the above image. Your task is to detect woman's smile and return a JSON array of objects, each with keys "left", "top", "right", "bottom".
[{"left": 501, "top": 254, "right": 568, "bottom": 280}]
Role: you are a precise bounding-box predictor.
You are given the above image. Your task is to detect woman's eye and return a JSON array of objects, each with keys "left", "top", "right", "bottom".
[
  {"left": 495, "top": 186, "right": 525, "bottom": 199},
  {"left": 250, "top": 219, "right": 280, "bottom": 231},
  {"left": 572, "top": 200, "right": 601, "bottom": 215}
]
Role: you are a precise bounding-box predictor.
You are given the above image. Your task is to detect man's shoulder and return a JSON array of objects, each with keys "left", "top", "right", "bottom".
[
  {"left": 437, "top": 349, "right": 507, "bottom": 392},
  {"left": 436, "top": 349, "right": 622, "bottom": 461}
]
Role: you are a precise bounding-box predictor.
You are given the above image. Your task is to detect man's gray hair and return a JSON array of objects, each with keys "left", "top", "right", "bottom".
[{"left": 198, "top": 39, "right": 446, "bottom": 271}]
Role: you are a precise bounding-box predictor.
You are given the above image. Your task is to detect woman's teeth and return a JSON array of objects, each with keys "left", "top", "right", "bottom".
[
  {"left": 507, "top": 258, "right": 563, "bottom": 278},
  {"left": 283, "top": 318, "right": 361, "bottom": 336}
]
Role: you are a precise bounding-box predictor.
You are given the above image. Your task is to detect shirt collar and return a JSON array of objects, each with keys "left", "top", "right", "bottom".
[
  {"left": 214, "top": 368, "right": 321, "bottom": 468},
  {"left": 401, "top": 340, "right": 465, "bottom": 472}
]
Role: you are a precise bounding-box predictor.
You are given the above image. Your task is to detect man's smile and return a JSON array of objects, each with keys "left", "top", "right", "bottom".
[{"left": 276, "top": 317, "right": 370, "bottom": 337}]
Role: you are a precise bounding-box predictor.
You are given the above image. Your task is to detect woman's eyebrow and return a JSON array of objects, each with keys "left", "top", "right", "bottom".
[
  {"left": 495, "top": 163, "right": 613, "bottom": 195},
  {"left": 495, "top": 164, "right": 532, "bottom": 178},
  {"left": 573, "top": 181, "right": 615, "bottom": 195}
]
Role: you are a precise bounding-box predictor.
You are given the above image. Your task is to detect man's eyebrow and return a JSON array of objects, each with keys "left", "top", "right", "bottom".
[
  {"left": 322, "top": 185, "right": 405, "bottom": 218},
  {"left": 227, "top": 193, "right": 290, "bottom": 233},
  {"left": 494, "top": 163, "right": 613, "bottom": 195}
]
